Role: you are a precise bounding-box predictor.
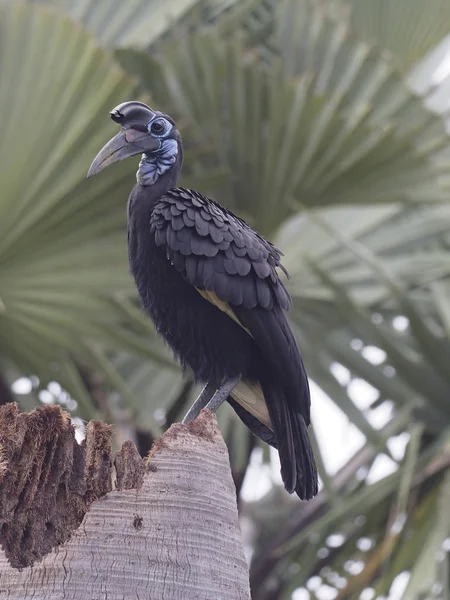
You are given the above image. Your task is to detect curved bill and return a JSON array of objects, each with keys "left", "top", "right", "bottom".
[{"left": 87, "top": 128, "right": 161, "bottom": 178}]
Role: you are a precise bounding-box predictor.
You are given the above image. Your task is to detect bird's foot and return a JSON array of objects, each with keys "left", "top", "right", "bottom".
[
  {"left": 182, "top": 381, "right": 217, "bottom": 424},
  {"left": 182, "top": 376, "right": 241, "bottom": 423}
]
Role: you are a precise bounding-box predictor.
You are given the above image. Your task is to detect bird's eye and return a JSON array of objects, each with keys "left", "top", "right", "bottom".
[{"left": 150, "top": 119, "right": 169, "bottom": 136}]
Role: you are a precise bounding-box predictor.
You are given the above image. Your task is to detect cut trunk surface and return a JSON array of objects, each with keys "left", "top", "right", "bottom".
[{"left": 0, "top": 404, "right": 250, "bottom": 600}]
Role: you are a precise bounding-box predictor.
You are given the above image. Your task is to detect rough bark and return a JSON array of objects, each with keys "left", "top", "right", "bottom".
[{"left": 0, "top": 404, "right": 250, "bottom": 600}]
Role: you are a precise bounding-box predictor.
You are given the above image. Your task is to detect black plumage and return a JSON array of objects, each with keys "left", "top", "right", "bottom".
[{"left": 88, "top": 101, "right": 318, "bottom": 500}]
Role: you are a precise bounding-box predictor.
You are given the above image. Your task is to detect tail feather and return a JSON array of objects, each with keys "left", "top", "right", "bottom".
[
  {"left": 258, "top": 375, "right": 318, "bottom": 500},
  {"left": 271, "top": 384, "right": 297, "bottom": 493},
  {"left": 292, "top": 411, "right": 318, "bottom": 500},
  {"left": 229, "top": 305, "right": 318, "bottom": 499},
  {"left": 228, "top": 379, "right": 319, "bottom": 500}
]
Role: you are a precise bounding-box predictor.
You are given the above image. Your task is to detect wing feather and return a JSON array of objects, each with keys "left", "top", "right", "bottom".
[{"left": 150, "top": 187, "right": 291, "bottom": 313}]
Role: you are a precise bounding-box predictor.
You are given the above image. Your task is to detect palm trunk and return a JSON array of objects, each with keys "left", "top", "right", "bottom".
[{"left": 0, "top": 404, "right": 250, "bottom": 599}]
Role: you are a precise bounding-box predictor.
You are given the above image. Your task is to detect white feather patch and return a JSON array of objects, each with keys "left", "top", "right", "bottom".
[
  {"left": 195, "top": 289, "right": 270, "bottom": 427},
  {"left": 231, "top": 380, "right": 272, "bottom": 429},
  {"left": 195, "top": 288, "right": 252, "bottom": 336}
]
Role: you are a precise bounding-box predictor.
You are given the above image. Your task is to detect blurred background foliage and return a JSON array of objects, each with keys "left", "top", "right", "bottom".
[{"left": 1, "top": 0, "right": 450, "bottom": 598}]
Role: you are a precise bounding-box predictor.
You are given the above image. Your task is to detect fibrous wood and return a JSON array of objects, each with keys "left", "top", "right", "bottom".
[{"left": 0, "top": 404, "right": 250, "bottom": 600}]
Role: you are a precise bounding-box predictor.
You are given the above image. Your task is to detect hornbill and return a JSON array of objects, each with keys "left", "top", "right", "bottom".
[{"left": 88, "top": 101, "right": 318, "bottom": 500}]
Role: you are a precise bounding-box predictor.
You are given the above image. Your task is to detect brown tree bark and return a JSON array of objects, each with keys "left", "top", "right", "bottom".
[{"left": 0, "top": 404, "right": 250, "bottom": 599}]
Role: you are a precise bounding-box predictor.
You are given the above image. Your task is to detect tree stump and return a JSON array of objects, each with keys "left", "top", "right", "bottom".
[{"left": 0, "top": 403, "right": 250, "bottom": 599}]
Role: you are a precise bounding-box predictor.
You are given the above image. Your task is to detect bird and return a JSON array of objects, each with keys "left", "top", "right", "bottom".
[{"left": 87, "top": 101, "right": 318, "bottom": 500}]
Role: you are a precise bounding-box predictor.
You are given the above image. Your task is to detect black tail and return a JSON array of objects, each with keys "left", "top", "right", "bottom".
[
  {"left": 259, "top": 374, "right": 318, "bottom": 500},
  {"left": 231, "top": 304, "right": 318, "bottom": 500}
]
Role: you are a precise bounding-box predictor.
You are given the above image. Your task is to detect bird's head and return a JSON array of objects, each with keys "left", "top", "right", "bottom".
[{"left": 87, "top": 101, "right": 182, "bottom": 186}]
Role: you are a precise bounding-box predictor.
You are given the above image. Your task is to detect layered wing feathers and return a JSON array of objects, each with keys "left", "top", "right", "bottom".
[{"left": 150, "top": 188, "right": 291, "bottom": 312}]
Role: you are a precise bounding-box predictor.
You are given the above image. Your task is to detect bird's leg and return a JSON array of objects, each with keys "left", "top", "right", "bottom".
[
  {"left": 204, "top": 375, "right": 241, "bottom": 413},
  {"left": 182, "top": 376, "right": 241, "bottom": 423},
  {"left": 182, "top": 381, "right": 218, "bottom": 424}
]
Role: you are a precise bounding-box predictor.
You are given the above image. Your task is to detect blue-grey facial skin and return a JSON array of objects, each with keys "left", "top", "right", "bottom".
[
  {"left": 137, "top": 138, "right": 178, "bottom": 186},
  {"left": 136, "top": 115, "right": 178, "bottom": 186}
]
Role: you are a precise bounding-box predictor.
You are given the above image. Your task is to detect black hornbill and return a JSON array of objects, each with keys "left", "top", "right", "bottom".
[{"left": 88, "top": 101, "right": 318, "bottom": 500}]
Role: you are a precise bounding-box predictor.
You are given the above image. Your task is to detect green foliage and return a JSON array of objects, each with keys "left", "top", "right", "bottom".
[
  {"left": 0, "top": 2, "right": 180, "bottom": 425},
  {"left": 22, "top": 0, "right": 212, "bottom": 48},
  {"left": 117, "top": 2, "right": 449, "bottom": 235},
  {"left": 328, "top": 0, "right": 450, "bottom": 72}
]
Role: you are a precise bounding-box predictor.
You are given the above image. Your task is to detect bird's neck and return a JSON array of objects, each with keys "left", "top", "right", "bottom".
[
  {"left": 137, "top": 139, "right": 179, "bottom": 187},
  {"left": 128, "top": 148, "right": 183, "bottom": 221}
]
